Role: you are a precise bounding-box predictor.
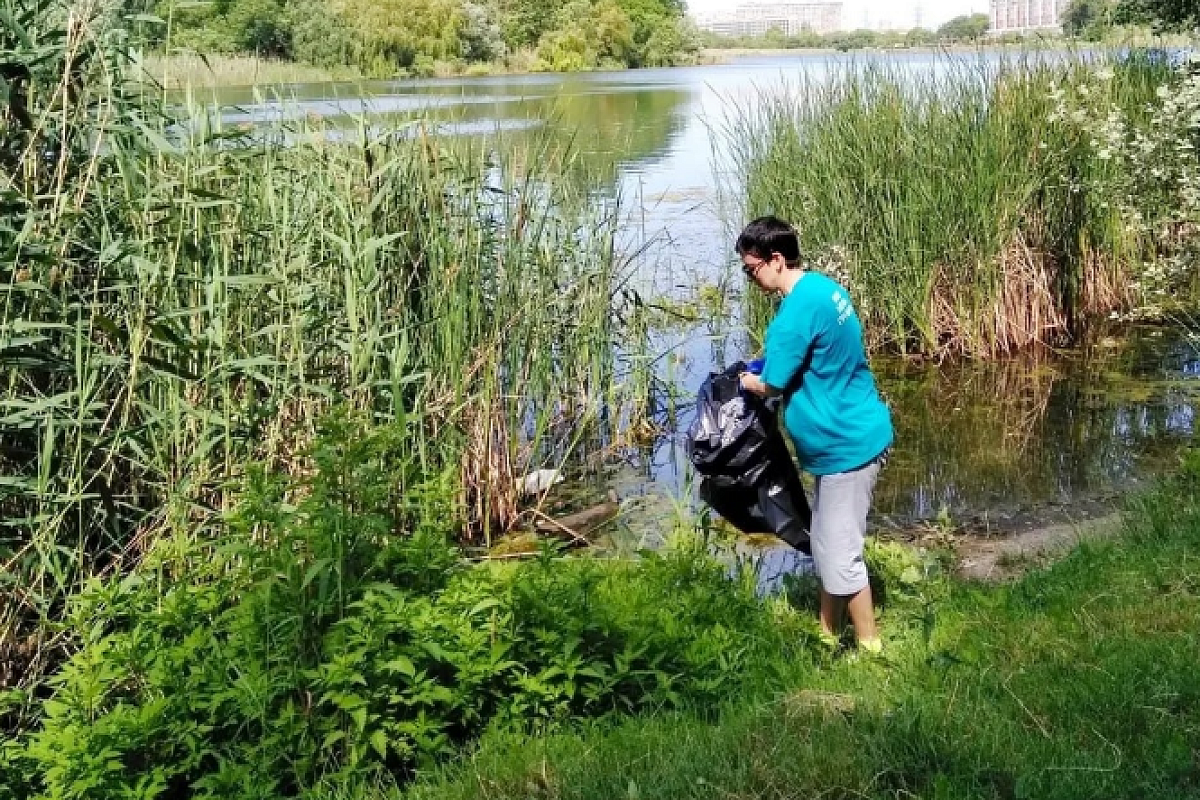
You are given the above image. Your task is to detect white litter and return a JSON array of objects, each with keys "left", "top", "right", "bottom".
[{"left": 517, "top": 469, "right": 564, "bottom": 496}]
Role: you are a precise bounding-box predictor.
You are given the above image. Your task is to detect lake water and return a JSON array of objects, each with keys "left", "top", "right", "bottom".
[{"left": 198, "top": 51, "right": 1200, "bottom": 546}]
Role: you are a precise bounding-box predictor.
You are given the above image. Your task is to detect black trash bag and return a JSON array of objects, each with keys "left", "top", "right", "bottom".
[{"left": 686, "top": 362, "right": 812, "bottom": 554}]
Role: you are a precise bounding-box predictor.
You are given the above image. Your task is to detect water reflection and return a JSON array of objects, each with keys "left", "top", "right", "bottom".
[
  {"left": 636, "top": 324, "right": 1200, "bottom": 584},
  {"left": 873, "top": 328, "right": 1198, "bottom": 521},
  {"left": 184, "top": 53, "right": 1200, "bottom": 528},
  {"left": 193, "top": 73, "right": 693, "bottom": 190}
]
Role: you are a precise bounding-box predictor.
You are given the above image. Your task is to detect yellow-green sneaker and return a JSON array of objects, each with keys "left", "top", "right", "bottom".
[
  {"left": 842, "top": 637, "right": 889, "bottom": 665},
  {"left": 857, "top": 637, "right": 884, "bottom": 656},
  {"left": 817, "top": 630, "right": 842, "bottom": 653}
]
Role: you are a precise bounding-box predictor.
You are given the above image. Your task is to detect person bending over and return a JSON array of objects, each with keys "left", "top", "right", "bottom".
[{"left": 736, "top": 216, "right": 893, "bottom": 654}]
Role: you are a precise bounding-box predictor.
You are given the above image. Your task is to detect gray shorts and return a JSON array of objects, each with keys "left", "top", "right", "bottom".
[{"left": 810, "top": 452, "right": 885, "bottom": 596}]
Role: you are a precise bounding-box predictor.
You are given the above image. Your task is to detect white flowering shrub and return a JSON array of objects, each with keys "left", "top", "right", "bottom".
[
  {"left": 1054, "top": 54, "right": 1200, "bottom": 306},
  {"left": 808, "top": 245, "right": 855, "bottom": 292},
  {"left": 1133, "top": 62, "right": 1200, "bottom": 279}
]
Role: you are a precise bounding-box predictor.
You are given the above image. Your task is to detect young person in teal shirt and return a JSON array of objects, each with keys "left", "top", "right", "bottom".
[{"left": 736, "top": 216, "right": 893, "bottom": 654}]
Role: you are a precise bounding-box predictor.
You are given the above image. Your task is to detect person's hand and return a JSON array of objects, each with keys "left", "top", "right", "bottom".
[{"left": 739, "top": 372, "right": 767, "bottom": 397}]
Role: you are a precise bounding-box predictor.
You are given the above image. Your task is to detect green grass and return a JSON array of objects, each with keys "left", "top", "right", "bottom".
[
  {"left": 727, "top": 52, "right": 1173, "bottom": 357},
  {"left": 133, "top": 49, "right": 549, "bottom": 89},
  {"left": 135, "top": 53, "right": 366, "bottom": 89},
  {"left": 402, "top": 463, "right": 1200, "bottom": 800}
]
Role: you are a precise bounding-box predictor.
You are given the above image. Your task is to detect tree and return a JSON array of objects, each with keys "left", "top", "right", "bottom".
[
  {"left": 534, "top": 0, "right": 635, "bottom": 70},
  {"left": 460, "top": 1, "right": 506, "bottom": 61},
  {"left": 828, "top": 29, "right": 878, "bottom": 51},
  {"left": 787, "top": 28, "right": 827, "bottom": 48},
  {"left": 639, "top": 15, "right": 697, "bottom": 66},
  {"left": 1062, "top": 0, "right": 1114, "bottom": 38},
  {"left": 615, "top": 0, "right": 687, "bottom": 65},
  {"left": 330, "top": 0, "right": 464, "bottom": 69},
  {"left": 289, "top": 0, "right": 358, "bottom": 65},
  {"left": 1115, "top": 0, "right": 1199, "bottom": 30},
  {"left": 500, "top": 0, "right": 568, "bottom": 48},
  {"left": 936, "top": 13, "right": 989, "bottom": 40},
  {"left": 593, "top": 0, "right": 636, "bottom": 64},
  {"left": 904, "top": 26, "right": 936, "bottom": 46},
  {"left": 537, "top": 28, "right": 594, "bottom": 70},
  {"left": 227, "top": 0, "right": 291, "bottom": 55}
]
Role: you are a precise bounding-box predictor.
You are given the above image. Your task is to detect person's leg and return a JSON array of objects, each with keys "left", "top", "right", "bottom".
[
  {"left": 819, "top": 587, "right": 842, "bottom": 638},
  {"left": 818, "top": 585, "right": 878, "bottom": 643},
  {"left": 846, "top": 585, "right": 878, "bottom": 645},
  {"left": 810, "top": 477, "right": 839, "bottom": 639},
  {"left": 809, "top": 458, "right": 882, "bottom": 647}
]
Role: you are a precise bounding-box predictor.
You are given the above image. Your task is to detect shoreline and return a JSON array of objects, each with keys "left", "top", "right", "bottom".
[
  {"left": 142, "top": 41, "right": 1121, "bottom": 90},
  {"left": 697, "top": 41, "right": 1098, "bottom": 63}
]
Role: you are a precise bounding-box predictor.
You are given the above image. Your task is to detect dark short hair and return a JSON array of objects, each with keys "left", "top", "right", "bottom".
[{"left": 735, "top": 216, "right": 801, "bottom": 264}]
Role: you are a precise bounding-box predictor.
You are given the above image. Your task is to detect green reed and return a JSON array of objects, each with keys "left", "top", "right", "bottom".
[
  {"left": 2, "top": 0, "right": 632, "bottom": 684},
  {"left": 725, "top": 52, "right": 1171, "bottom": 357}
]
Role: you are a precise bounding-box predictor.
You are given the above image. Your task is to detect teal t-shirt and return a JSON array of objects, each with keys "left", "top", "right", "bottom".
[{"left": 761, "top": 272, "right": 893, "bottom": 476}]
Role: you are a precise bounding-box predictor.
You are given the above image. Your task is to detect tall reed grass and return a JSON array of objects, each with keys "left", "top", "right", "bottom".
[
  {"left": 135, "top": 52, "right": 365, "bottom": 89},
  {"left": 2, "top": 0, "right": 634, "bottom": 686},
  {"left": 725, "top": 53, "right": 1172, "bottom": 357}
]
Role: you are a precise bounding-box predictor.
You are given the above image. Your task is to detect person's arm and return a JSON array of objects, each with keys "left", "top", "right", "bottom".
[{"left": 747, "top": 307, "right": 817, "bottom": 399}]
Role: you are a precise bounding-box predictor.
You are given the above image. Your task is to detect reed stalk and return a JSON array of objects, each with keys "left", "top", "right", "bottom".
[{"left": 2, "top": 0, "right": 632, "bottom": 687}]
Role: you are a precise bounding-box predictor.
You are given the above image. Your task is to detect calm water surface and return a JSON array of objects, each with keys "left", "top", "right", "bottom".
[{"left": 198, "top": 52, "right": 1200, "bottom": 539}]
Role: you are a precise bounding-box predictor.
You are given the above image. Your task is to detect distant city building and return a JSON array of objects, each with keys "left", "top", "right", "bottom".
[
  {"left": 695, "top": 2, "right": 844, "bottom": 37},
  {"left": 989, "top": 0, "right": 1068, "bottom": 32}
]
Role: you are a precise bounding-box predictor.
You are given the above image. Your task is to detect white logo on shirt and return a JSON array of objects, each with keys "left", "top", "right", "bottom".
[{"left": 832, "top": 291, "right": 853, "bottom": 325}]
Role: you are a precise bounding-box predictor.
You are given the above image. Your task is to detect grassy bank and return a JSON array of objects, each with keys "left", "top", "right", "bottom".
[
  {"left": 729, "top": 53, "right": 1186, "bottom": 357},
  {"left": 405, "top": 457, "right": 1200, "bottom": 800},
  {"left": 0, "top": 419, "right": 800, "bottom": 798},
  {"left": 7, "top": 422, "right": 1200, "bottom": 799},
  {"left": 136, "top": 53, "right": 366, "bottom": 88},
  {"left": 700, "top": 30, "right": 1193, "bottom": 60},
  {"left": 699, "top": 41, "right": 1057, "bottom": 60},
  {"left": 134, "top": 50, "right": 554, "bottom": 89}
]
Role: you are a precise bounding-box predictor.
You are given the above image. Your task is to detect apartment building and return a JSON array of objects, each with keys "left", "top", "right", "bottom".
[
  {"left": 989, "top": 0, "right": 1068, "bottom": 32},
  {"left": 696, "top": 2, "right": 845, "bottom": 36}
]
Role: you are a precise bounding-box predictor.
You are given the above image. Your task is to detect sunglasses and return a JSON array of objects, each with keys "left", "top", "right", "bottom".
[{"left": 741, "top": 258, "right": 769, "bottom": 279}]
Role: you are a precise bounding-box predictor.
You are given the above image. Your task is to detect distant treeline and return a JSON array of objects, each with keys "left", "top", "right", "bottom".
[
  {"left": 700, "top": 14, "right": 996, "bottom": 52},
  {"left": 1059, "top": 0, "right": 1196, "bottom": 40},
  {"left": 129, "top": 0, "right": 699, "bottom": 75},
  {"left": 700, "top": 0, "right": 1196, "bottom": 52}
]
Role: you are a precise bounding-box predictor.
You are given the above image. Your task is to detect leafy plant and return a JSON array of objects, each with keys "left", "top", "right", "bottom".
[{"left": 15, "top": 414, "right": 795, "bottom": 797}]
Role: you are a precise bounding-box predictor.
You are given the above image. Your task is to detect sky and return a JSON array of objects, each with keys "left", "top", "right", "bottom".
[{"left": 686, "top": 0, "right": 990, "bottom": 31}]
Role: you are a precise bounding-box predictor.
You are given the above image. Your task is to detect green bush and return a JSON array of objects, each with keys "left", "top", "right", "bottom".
[
  {"left": 150, "top": 0, "right": 695, "bottom": 74},
  {"left": 14, "top": 414, "right": 794, "bottom": 798},
  {"left": 288, "top": 0, "right": 358, "bottom": 66}
]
